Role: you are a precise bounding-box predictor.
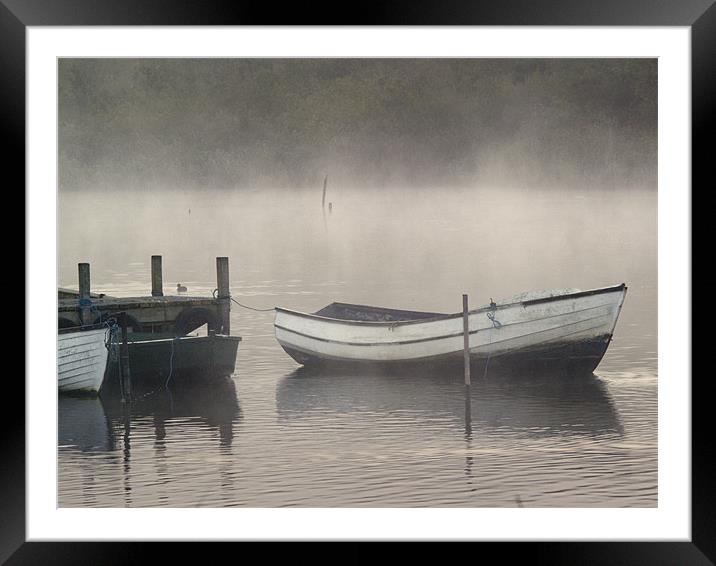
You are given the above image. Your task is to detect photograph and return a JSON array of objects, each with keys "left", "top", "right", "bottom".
[
  {"left": 56, "top": 56, "right": 658, "bottom": 509},
  {"left": 9, "top": 15, "right": 703, "bottom": 560}
]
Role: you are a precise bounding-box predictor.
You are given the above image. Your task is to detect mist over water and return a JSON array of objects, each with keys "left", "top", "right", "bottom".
[
  {"left": 59, "top": 185, "right": 655, "bottom": 308},
  {"left": 58, "top": 185, "right": 657, "bottom": 507}
]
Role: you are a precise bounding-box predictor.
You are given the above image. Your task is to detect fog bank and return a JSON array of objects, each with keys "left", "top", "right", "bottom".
[{"left": 59, "top": 59, "right": 657, "bottom": 192}]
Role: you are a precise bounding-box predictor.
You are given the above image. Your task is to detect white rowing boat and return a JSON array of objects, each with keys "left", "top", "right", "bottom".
[
  {"left": 58, "top": 325, "right": 111, "bottom": 394},
  {"left": 274, "top": 283, "right": 627, "bottom": 374}
]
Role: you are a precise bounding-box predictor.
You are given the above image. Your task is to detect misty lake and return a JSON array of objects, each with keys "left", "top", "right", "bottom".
[{"left": 58, "top": 185, "right": 657, "bottom": 507}]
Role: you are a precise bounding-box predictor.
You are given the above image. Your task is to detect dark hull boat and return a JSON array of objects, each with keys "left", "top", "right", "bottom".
[{"left": 103, "top": 333, "right": 240, "bottom": 389}]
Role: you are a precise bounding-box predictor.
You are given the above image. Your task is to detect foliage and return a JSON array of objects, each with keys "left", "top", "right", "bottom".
[{"left": 59, "top": 58, "right": 657, "bottom": 190}]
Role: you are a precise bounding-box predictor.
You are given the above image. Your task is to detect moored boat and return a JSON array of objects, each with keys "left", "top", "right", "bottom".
[
  {"left": 58, "top": 325, "right": 111, "bottom": 394},
  {"left": 274, "top": 283, "right": 627, "bottom": 374},
  {"left": 103, "top": 332, "right": 241, "bottom": 385}
]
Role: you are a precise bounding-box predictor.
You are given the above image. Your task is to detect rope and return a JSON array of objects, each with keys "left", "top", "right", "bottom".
[
  {"left": 165, "top": 337, "right": 177, "bottom": 389},
  {"left": 486, "top": 311, "right": 502, "bottom": 328},
  {"left": 101, "top": 318, "right": 124, "bottom": 397},
  {"left": 103, "top": 318, "right": 119, "bottom": 353},
  {"left": 104, "top": 319, "right": 120, "bottom": 370},
  {"left": 134, "top": 384, "right": 167, "bottom": 401},
  {"left": 211, "top": 288, "right": 275, "bottom": 312},
  {"left": 130, "top": 338, "right": 178, "bottom": 400},
  {"left": 131, "top": 340, "right": 176, "bottom": 402},
  {"left": 230, "top": 296, "right": 275, "bottom": 312},
  {"left": 483, "top": 347, "right": 493, "bottom": 379},
  {"left": 483, "top": 304, "right": 502, "bottom": 378}
]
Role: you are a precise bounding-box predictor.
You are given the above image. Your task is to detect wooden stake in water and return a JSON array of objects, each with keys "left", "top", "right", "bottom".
[
  {"left": 463, "top": 294, "right": 471, "bottom": 386},
  {"left": 322, "top": 175, "right": 328, "bottom": 209},
  {"left": 464, "top": 388, "right": 472, "bottom": 434},
  {"left": 119, "top": 311, "right": 132, "bottom": 403}
]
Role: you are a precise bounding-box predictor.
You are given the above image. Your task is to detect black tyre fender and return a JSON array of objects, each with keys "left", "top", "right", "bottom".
[{"left": 173, "top": 307, "right": 219, "bottom": 336}]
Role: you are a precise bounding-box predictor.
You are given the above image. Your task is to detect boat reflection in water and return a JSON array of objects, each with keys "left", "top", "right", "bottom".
[
  {"left": 276, "top": 367, "right": 623, "bottom": 439},
  {"left": 59, "top": 376, "right": 242, "bottom": 456},
  {"left": 59, "top": 376, "right": 241, "bottom": 507},
  {"left": 59, "top": 395, "right": 115, "bottom": 452},
  {"left": 104, "top": 377, "right": 241, "bottom": 449}
]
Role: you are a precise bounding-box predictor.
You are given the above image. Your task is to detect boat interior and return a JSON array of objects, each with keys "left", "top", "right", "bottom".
[
  {"left": 314, "top": 302, "right": 446, "bottom": 323},
  {"left": 294, "top": 284, "right": 626, "bottom": 323}
]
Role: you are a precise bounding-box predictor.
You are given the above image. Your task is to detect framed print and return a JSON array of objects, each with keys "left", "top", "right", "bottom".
[{"left": 7, "top": 0, "right": 709, "bottom": 563}]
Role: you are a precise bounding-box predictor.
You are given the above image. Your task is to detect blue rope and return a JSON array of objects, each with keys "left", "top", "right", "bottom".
[
  {"left": 486, "top": 311, "right": 502, "bottom": 328},
  {"left": 483, "top": 304, "right": 502, "bottom": 378}
]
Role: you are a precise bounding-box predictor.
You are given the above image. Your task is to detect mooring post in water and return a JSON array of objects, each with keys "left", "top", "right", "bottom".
[
  {"left": 322, "top": 175, "right": 328, "bottom": 209},
  {"left": 463, "top": 294, "right": 471, "bottom": 386},
  {"left": 151, "top": 255, "right": 163, "bottom": 297},
  {"left": 216, "top": 256, "right": 230, "bottom": 335},
  {"left": 78, "top": 262, "right": 92, "bottom": 326},
  {"left": 119, "top": 311, "right": 132, "bottom": 403}
]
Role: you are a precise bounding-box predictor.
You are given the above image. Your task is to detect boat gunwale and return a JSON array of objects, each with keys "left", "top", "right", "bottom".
[
  {"left": 274, "top": 283, "right": 627, "bottom": 327},
  {"left": 120, "top": 334, "right": 242, "bottom": 346},
  {"left": 58, "top": 324, "right": 110, "bottom": 336}
]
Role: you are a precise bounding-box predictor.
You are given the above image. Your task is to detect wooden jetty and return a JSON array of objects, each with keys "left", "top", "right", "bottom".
[
  {"left": 58, "top": 256, "right": 232, "bottom": 335},
  {"left": 58, "top": 256, "right": 241, "bottom": 393}
]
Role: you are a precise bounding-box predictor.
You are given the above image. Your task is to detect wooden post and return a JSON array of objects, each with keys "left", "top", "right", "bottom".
[
  {"left": 78, "top": 263, "right": 91, "bottom": 326},
  {"left": 322, "top": 175, "right": 328, "bottom": 209},
  {"left": 464, "top": 390, "right": 472, "bottom": 436},
  {"left": 151, "top": 255, "right": 163, "bottom": 297},
  {"left": 119, "top": 312, "right": 132, "bottom": 403},
  {"left": 78, "top": 263, "right": 91, "bottom": 298},
  {"left": 463, "top": 294, "right": 471, "bottom": 386},
  {"left": 216, "top": 256, "right": 230, "bottom": 335}
]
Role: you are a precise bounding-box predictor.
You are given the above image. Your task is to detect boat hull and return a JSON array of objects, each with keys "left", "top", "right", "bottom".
[
  {"left": 104, "top": 334, "right": 241, "bottom": 385},
  {"left": 280, "top": 333, "right": 612, "bottom": 375},
  {"left": 274, "top": 284, "right": 627, "bottom": 375},
  {"left": 58, "top": 327, "right": 110, "bottom": 394}
]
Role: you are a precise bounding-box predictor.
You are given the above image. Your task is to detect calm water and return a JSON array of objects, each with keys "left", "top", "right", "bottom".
[{"left": 58, "top": 186, "right": 657, "bottom": 507}]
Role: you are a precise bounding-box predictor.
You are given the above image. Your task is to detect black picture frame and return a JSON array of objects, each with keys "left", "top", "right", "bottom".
[{"left": 7, "top": 1, "right": 707, "bottom": 563}]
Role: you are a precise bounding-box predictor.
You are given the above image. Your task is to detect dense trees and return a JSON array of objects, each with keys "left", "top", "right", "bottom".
[{"left": 59, "top": 58, "right": 656, "bottom": 191}]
